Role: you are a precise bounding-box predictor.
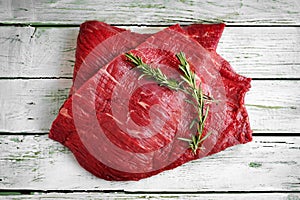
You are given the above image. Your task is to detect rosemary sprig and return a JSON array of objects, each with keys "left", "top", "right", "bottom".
[
  {"left": 125, "top": 52, "right": 213, "bottom": 154},
  {"left": 176, "top": 52, "right": 212, "bottom": 154},
  {"left": 125, "top": 53, "right": 180, "bottom": 91}
]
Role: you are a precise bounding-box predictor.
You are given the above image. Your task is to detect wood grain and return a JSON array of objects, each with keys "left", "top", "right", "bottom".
[
  {"left": 0, "top": 79, "right": 299, "bottom": 133},
  {"left": 0, "top": 79, "right": 71, "bottom": 133},
  {"left": 0, "top": 193, "right": 299, "bottom": 200},
  {"left": 0, "top": 26, "right": 299, "bottom": 79},
  {"left": 0, "top": 0, "right": 299, "bottom": 25},
  {"left": 0, "top": 0, "right": 299, "bottom": 198},
  {"left": 0, "top": 135, "right": 299, "bottom": 191}
]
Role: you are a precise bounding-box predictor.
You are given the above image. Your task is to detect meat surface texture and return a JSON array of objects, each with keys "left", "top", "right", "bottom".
[{"left": 49, "top": 21, "right": 252, "bottom": 181}]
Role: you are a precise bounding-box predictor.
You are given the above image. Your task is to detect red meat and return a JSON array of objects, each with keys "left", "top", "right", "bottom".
[
  {"left": 71, "top": 21, "right": 225, "bottom": 93},
  {"left": 49, "top": 21, "right": 251, "bottom": 181}
]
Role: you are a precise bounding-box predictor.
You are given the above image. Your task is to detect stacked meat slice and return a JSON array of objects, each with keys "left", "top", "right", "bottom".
[{"left": 49, "top": 21, "right": 252, "bottom": 181}]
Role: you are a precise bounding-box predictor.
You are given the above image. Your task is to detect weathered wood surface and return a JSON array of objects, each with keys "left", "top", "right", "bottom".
[
  {"left": 0, "top": 0, "right": 299, "bottom": 25},
  {"left": 0, "top": 135, "right": 299, "bottom": 191},
  {"left": 0, "top": 79, "right": 299, "bottom": 133},
  {"left": 0, "top": 26, "right": 299, "bottom": 79},
  {"left": 1, "top": 0, "right": 300, "bottom": 198},
  {"left": 0, "top": 193, "right": 299, "bottom": 200}
]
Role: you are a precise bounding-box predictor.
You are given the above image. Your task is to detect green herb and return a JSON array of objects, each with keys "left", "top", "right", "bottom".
[
  {"left": 176, "top": 52, "right": 212, "bottom": 154},
  {"left": 125, "top": 52, "right": 213, "bottom": 154},
  {"left": 249, "top": 162, "right": 262, "bottom": 168},
  {"left": 124, "top": 53, "right": 180, "bottom": 91}
]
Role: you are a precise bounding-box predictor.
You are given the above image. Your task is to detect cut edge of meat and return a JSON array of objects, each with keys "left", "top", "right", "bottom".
[
  {"left": 73, "top": 21, "right": 126, "bottom": 81},
  {"left": 183, "top": 23, "right": 225, "bottom": 51}
]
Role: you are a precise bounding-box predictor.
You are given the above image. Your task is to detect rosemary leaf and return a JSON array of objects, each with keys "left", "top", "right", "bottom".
[
  {"left": 177, "top": 137, "right": 192, "bottom": 142},
  {"left": 199, "top": 131, "right": 213, "bottom": 143}
]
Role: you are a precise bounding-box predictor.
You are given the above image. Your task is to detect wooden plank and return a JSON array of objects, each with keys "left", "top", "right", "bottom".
[
  {"left": 218, "top": 27, "right": 300, "bottom": 79},
  {"left": 0, "top": 0, "right": 299, "bottom": 25},
  {"left": 0, "top": 79, "right": 299, "bottom": 133},
  {"left": 0, "top": 26, "right": 299, "bottom": 79},
  {"left": 0, "top": 26, "right": 77, "bottom": 78},
  {"left": 0, "top": 192, "right": 299, "bottom": 200},
  {"left": 0, "top": 135, "right": 299, "bottom": 191},
  {"left": 0, "top": 79, "right": 72, "bottom": 133}
]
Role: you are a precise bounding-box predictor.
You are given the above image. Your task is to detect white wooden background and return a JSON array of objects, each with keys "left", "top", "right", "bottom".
[{"left": 0, "top": 0, "right": 299, "bottom": 199}]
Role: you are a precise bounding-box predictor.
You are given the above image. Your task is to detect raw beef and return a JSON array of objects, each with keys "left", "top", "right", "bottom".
[
  {"left": 49, "top": 21, "right": 252, "bottom": 181},
  {"left": 71, "top": 21, "right": 225, "bottom": 93},
  {"left": 71, "top": 21, "right": 149, "bottom": 94}
]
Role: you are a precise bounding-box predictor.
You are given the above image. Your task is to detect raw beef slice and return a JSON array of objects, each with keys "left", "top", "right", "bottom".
[{"left": 49, "top": 21, "right": 252, "bottom": 181}]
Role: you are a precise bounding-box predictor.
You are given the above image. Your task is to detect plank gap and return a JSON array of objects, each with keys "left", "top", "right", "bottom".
[
  {"left": 0, "top": 189, "right": 299, "bottom": 195},
  {"left": 1, "top": 23, "right": 300, "bottom": 28},
  {"left": 0, "top": 77, "right": 73, "bottom": 80},
  {"left": 251, "top": 78, "right": 300, "bottom": 81}
]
